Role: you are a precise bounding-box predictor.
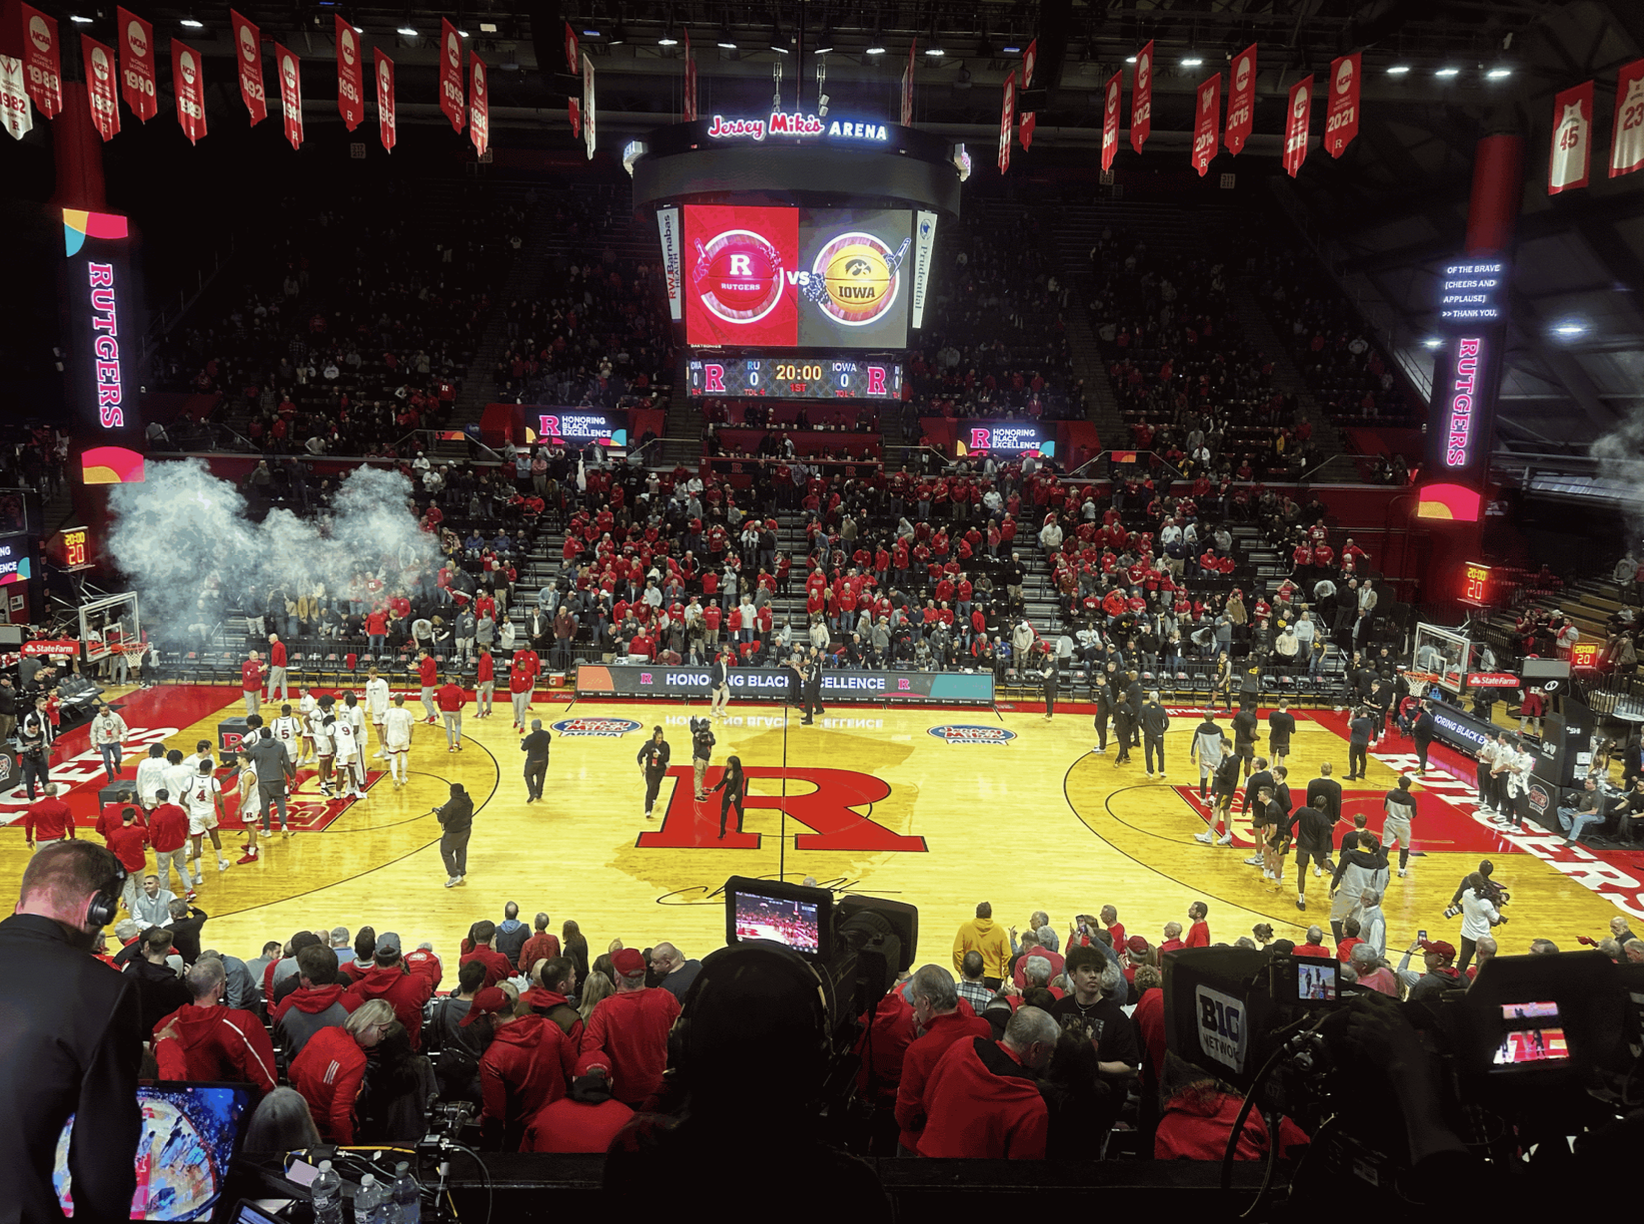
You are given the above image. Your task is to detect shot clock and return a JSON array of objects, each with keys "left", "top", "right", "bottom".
[
  {"left": 47, "top": 527, "right": 94, "bottom": 572},
  {"left": 687, "top": 357, "right": 903, "bottom": 400},
  {"left": 1461, "top": 561, "right": 1494, "bottom": 608}
]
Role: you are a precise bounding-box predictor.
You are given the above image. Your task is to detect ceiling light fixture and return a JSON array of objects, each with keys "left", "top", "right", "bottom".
[
  {"left": 925, "top": 46, "right": 946, "bottom": 57},
  {"left": 70, "top": 14, "right": 93, "bottom": 22},
  {"left": 479, "top": 22, "right": 497, "bottom": 33},
  {"left": 397, "top": 26, "right": 418, "bottom": 36},
  {"left": 1386, "top": 64, "right": 1410, "bottom": 75},
  {"left": 1421, "top": 337, "right": 1443, "bottom": 349},
  {"left": 1181, "top": 56, "right": 1204, "bottom": 67},
  {"left": 658, "top": 35, "right": 678, "bottom": 46},
  {"left": 865, "top": 42, "right": 886, "bottom": 55},
  {"left": 179, "top": 17, "right": 204, "bottom": 27},
  {"left": 1435, "top": 66, "right": 1459, "bottom": 77},
  {"left": 1125, "top": 55, "right": 1137, "bottom": 64},
  {"left": 1001, "top": 43, "right": 1021, "bottom": 54},
  {"left": 1486, "top": 66, "right": 1513, "bottom": 79}
]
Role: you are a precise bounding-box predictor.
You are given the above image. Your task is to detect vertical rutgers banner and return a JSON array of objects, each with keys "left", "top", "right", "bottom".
[
  {"left": 901, "top": 39, "right": 914, "bottom": 127},
  {"left": 468, "top": 53, "right": 488, "bottom": 157},
  {"left": 1325, "top": 53, "right": 1360, "bottom": 158},
  {"left": 1283, "top": 75, "right": 1313, "bottom": 177},
  {"left": 568, "top": 96, "right": 579, "bottom": 138},
  {"left": 1100, "top": 70, "right": 1122, "bottom": 171},
  {"left": 1424, "top": 331, "right": 1504, "bottom": 501},
  {"left": 1225, "top": 43, "right": 1256, "bottom": 155},
  {"left": 1, "top": 55, "right": 32, "bottom": 139},
  {"left": 997, "top": 68, "right": 1015, "bottom": 173},
  {"left": 116, "top": 7, "right": 156, "bottom": 122},
  {"left": 82, "top": 36, "right": 119, "bottom": 140},
  {"left": 1609, "top": 60, "right": 1642, "bottom": 178},
  {"left": 1191, "top": 74, "right": 1220, "bottom": 176},
  {"left": 229, "top": 10, "right": 265, "bottom": 125},
  {"left": 335, "top": 16, "right": 364, "bottom": 131},
  {"left": 1549, "top": 81, "right": 1593, "bottom": 195},
  {"left": 274, "top": 42, "right": 302, "bottom": 150},
  {"left": 63, "top": 207, "right": 141, "bottom": 451},
  {"left": 1019, "top": 109, "right": 1035, "bottom": 152},
  {"left": 439, "top": 18, "right": 465, "bottom": 132},
  {"left": 374, "top": 49, "right": 395, "bottom": 152},
  {"left": 171, "top": 39, "right": 206, "bottom": 144},
  {"left": 19, "top": 4, "right": 62, "bottom": 119},
  {"left": 1130, "top": 41, "right": 1154, "bottom": 153},
  {"left": 683, "top": 28, "right": 696, "bottom": 122}
]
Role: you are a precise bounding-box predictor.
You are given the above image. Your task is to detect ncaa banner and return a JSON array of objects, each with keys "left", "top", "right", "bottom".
[
  {"left": 81, "top": 36, "right": 120, "bottom": 140},
  {"left": 901, "top": 38, "right": 915, "bottom": 126},
  {"left": 1325, "top": 53, "right": 1360, "bottom": 158},
  {"left": 439, "top": 18, "right": 465, "bottom": 132},
  {"left": 1283, "top": 75, "right": 1313, "bottom": 178},
  {"left": 683, "top": 28, "right": 697, "bottom": 122},
  {"left": 229, "top": 10, "right": 265, "bottom": 125},
  {"left": 1225, "top": 44, "right": 1256, "bottom": 155},
  {"left": 373, "top": 49, "right": 395, "bottom": 152},
  {"left": 563, "top": 22, "right": 578, "bottom": 75},
  {"left": 997, "top": 69, "right": 1015, "bottom": 173},
  {"left": 468, "top": 52, "right": 488, "bottom": 157},
  {"left": 1130, "top": 41, "right": 1154, "bottom": 154},
  {"left": 1100, "top": 70, "right": 1122, "bottom": 171},
  {"left": 335, "top": 15, "right": 364, "bottom": 131},
  {"left": 581, "top": 52, "right": 596, "bottom": 159},
  {"left": 274, "top": 42, "right": 302, "bottom": 150},
  {"left": 171, "top": 39, "right": 206, "bottom": 145},
  {"left": 20, "top": 4, "right": 62, "bottom": 119},
  {"left": 116, "top": 8, "right": 156, "bottom": 122},
  {"left": 656, "top": 205, "right": 684, "bottom": 322},
  {"left": 1609, "top": 59, "right": 1643, "bottom": 178},
  {"left": 1549, "top": 81, "right": 1593, "bottom": 195},
  {"left": 1, "top": 55, "right": 32, "bottom": 140},
  {"left": 1022, "top": 38, "right": 1037, "bottom": 90},
  {"left": 1191, "top": 73, "right": 1220, "bottom": 176},
  {"left": 910, "top": 209, "right": 937, "bottom": 328}
]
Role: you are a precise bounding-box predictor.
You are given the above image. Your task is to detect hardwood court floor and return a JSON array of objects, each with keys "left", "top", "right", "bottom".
[{"left": 2, "top": 685, "right": 1636, "bottom": 967}]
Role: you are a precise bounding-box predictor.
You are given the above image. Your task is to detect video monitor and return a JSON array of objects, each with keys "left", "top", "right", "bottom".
[
  {"left": 724, "top": 875, "right": 833, "bottom": 959},
  {"left": 1491, "top": 1001, "right": 1570, "bottom": 1068},
  {"left": 1270, "top": 954, "right": 1341, "bottom": 1005}
]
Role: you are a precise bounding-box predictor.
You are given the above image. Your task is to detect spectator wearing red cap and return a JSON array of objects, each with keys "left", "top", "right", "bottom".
[
  {"left": 577, "top": 947, "right": 681, "bottom": 1108},
  {"left": 1396, "top": 939, "right": 1462, "bottom": 1001},
  {"left": 468, "top": 985, "right": 578, "bottom": 1151},
  {"left": 915, "top": 1006, "right": 1058, "bottom": 1158},
  {"left": 1121, "top": 935, "right": 1153, "bottom": 995},
  {"left": 152, "top": 956, "right": 278, "bottom": 1094},
  {"left": 289, "top": 999, "right": 394, "bottom": 1143},
  {"left": 893, "top": 965, "right": 993, "bottom": 1154},
  {"left": 342, "top": 932, "right": 434, "bottom": 1050},
  {"left": 460, "top": 921, "right": 514, "bottom": 990}
]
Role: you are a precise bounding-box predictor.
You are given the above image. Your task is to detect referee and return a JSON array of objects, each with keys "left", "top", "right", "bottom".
[{"left": 801, "top": 647, "right": 825, "bottom": 725}]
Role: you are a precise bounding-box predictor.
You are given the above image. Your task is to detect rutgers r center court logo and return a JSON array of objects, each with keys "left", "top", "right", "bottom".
[
  {"left": 552, "top": 718, "right": 643, "bottom": 738},
  {"left": 927, "top": 725, "right": 1018, "bottom": 746}
]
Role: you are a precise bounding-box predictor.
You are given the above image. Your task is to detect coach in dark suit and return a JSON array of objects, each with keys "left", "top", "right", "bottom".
[
  {"left": 801, "top": 648, "right": 826, "bottom": 725},
  {"left": 0, "top": 842, "right": 142, "bottom": 1223}
]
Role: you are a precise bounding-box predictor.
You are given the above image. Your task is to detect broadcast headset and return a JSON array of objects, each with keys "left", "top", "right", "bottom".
[{"left": 86, "top": 850, "right": 127, "bottom": 932}]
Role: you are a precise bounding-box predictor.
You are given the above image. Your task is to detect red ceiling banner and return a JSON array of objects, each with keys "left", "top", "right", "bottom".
[
  {"left": 1325, "top": 52, "right": 1361, "bottom": 158},
  {"left": 1191, "top": 73, "right": 1220, "bottom": 176},
  {"left": 683, "top": 28, "right": 697, "bottom": 122},
  {"left": 81, "top": 35, "right": 119, "bottom": 139},
  {"left": 229, "top": 10, "right": 265, "bottom": 125},
  {"left": 997, "top": 68, "right": 1015, "bottom": 173},
  {"left": 19, "top": 4, "right": 63, "bottom": 119},
  {"left": 563, "top": 22, "right": 578, "bottom": 75},
  {"left": 1019, "top": 109, "right": 1035, "bottom": 151},
  {"left": 1130, "top": 40, "right": 1154, "bottom": 154},
  {"left": 439, "top": 18, "right": 465, "bottom": 132},
  {"left": 1548, "top": 81, "right": 1593, "bottom": 195},
  {"left": 469, "top": 52, "right": 488, "bottom": 157},
  {"left": 374, "top": 48, "right": 395, "bottom": 153},
  {"left": 1283, "top": 75, "right": 1313, "bottom": 178},
  {"left": 335, "top": 15, "right": 364, "bottom": 130},
  {"left": 274, "top": 42, "right": 302, "bottom": 150},
  {"left": 1022, "top": 38, "right": 1038, "bottom": 91},
  {"left": 568, "top": 95, "right": 580, "bottom": 138},
  {"left": 171, "top": 38, "right": 206, "bottom": 144},
  {"left": 1100, "top": 70, "right": 1122, "bottom": 171},
  {"left": 1609, "top": 59, "right": 1642, "bottom": 178},
  {"left": 116, "top": 7, "right": 156, "bottom": 123},
  {"left": 1225, "top": 43, "right": 1256, "bottom": 155}
]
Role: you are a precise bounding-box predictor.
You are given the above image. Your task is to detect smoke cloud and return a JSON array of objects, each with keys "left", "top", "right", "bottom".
[
  {"left": 107, "top": 460, "right": 438, "bottom": 646},
  {"left": 1589, "top": 414, "right": 1645, "bottom": 544}
]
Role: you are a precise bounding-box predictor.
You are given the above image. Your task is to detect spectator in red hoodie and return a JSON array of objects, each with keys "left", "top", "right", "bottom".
[
  {"left": 1155, "top": 1050, "right": 1310, "bottom": 1161},
  {"left": 468, "top": 985, "right": 578, "bottom": 1151},
  {"left": 343, "top": 932, "right": 434, "bottom": 1050},
  {"left": 893, "top": 965, "right": 993, "bottom": 1153},
  {"left": 290, "top": 998, "right": 393, "bottom": 1143},
  {"left": 273, "top": 944, "right": 352, "bottom": 1059},
  {"left": 461, "top": 921, "right": 514, "bottom": 989},
  {"left": 521, "top": 957, "right": 584, "bottom": 1043},
  {"left": 577, "top": 947, "right": 681, "bottom": 1108},
  {"left": 525, "top": 1073, "right": 635, "bottom": 1153},
  {"left": 153, "top": 956, "right": 278, "bottom": 1094},
  {"left": 915, "top": 1005, "right": 1058, "bottom": 1158}
]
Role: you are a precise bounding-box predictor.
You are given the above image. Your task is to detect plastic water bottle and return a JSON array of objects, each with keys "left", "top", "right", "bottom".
[
  {"left": 310, "top": 1160, "right": 343, "bottom": 1224},
  {"left": 355, "top": 1174, "right": 389, "bottom": 1224},
  {"left": 391, "top": 1162, "right": 421, "bottom": 1224}
]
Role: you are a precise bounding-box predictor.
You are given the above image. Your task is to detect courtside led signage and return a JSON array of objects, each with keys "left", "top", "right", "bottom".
[
  {"left": 536, "top": 412, "right": 625, "bottom": 446},
  {"left": 966, "top": 426, "right": 1056, "bottom": 457}
]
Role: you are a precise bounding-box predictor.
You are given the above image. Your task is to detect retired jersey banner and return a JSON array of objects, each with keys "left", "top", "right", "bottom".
[
  {"left": 1549, "top": 81, "right": 1593, "bottom": 195},
  {"left": 1100, "top": 70, "right": 1122, "bottom": 171},
  {"left": 171, "top": 39, "right": 206, "bottom": 144},
  {"left": 0, "top": 55, "right": 32, "bottom": 140},
  {"left": 997, "top": 68, "right": 1015, "bottom": 173},
  {"left": 1226, "top": 43, "right": 1256, "bottom": 154},
  {"left": 468, "top": 52, "right": 488, "bottom": 156},
  {"left": 683, "top": 28, "right": 697, "bottom": 122},
  {"left": 901, "top": 38, "right": 915, "bottom": 126},
  {"left": 373, "top": 48, "right": 395, "bottom": 152},
  {"left": 1609, "top": 59, "right": 1643, "bottom": 178},
  {"left": 274, "top": 42, "right": 302, "bottom": 150},
  {"left": 1130, "top": 40, "right": 1154, "bottom": 154},
  {"left": 82, "top": 36, "right": 120, "bottom": 140},
  {"left": 1019, "top": 109, "right": 1035, "bottom": 151},
  {"left": 439, "top": 18, "right": 465, "bottom": 132},
  {"left": 335, "top": 15, "right": 364, "bottom": 130},
  {"left": 1283, "top": 75, "right": 1313, "bottom": 178},
  {"left": 117, "top": 8, "right": 156, "bottom": 122},
  {"left": 1022, "top": 38, "right": 1038, "bottom": 90},
  {"left": 229, "top": 11, "right": 265, "bottom": 125},
  {"left": 1191, "top": 73, "right": 1220, "bottom": 176},
  {"left": 1325, "top": 53, "right": 1360, "bottom": 158},
  {"left": 20, "top": 4, "right": 62, "bottom": 119},
  {"left": 581, "top": 51, "right": 596, "bottom": 159}
]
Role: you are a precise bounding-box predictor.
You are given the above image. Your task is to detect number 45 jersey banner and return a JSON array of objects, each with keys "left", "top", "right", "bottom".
[{"left": 1549, "top": 81, "right": 1593, "bottom": 195}]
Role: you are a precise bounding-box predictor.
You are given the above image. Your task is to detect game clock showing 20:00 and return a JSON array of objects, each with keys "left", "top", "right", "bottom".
[{"left": 686, "top": 357, "right": 903, "bottom": 400}]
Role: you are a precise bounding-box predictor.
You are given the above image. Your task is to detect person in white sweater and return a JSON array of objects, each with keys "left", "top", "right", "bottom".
[{"left": 1456, "top": 872, "right": 1505, "bottom": 974}]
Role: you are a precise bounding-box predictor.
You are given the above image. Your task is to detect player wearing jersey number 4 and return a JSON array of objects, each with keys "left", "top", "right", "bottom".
[{"left": 184, "top": 758, "right": 229, "bottom": 884}]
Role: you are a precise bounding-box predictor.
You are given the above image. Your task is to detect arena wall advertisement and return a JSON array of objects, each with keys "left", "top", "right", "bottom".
[{"left": 575, "top": 664, "right": 994, "bottom": 706}]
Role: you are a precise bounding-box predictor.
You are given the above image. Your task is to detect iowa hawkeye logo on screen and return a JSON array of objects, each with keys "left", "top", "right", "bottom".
[{"left": 694, "top": 228, "right": 908, "bottom": 327}]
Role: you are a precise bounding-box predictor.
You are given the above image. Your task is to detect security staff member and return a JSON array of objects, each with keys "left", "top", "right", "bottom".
[
  {"left": 800, "top": 647, "right": 825, "bottom": 725},
  {"left": 16, "top": 695, "right": 54, "bottom": 802},
  {"left": 637, "top": 727, "right": 671, "bottom": 820},
  {"left": 521, "top": 719, "right": 551, "bottom": 804},
  {"left": 1141, "top": 691, "right": 1171, "bottom": 778},
  {"left": 437, "top": 783, "right": 474, "bottom": 888}
]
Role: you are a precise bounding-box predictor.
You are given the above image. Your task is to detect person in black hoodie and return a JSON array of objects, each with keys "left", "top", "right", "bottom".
[
  {"left": 437, "top": 783, "right": 474, "bottom": 888},
  {"left": 126, "top": 928, "right": 193, "bottom": 1035},
  {"left": 1141, "top": 691, "right": 1171, "bottom": 778},
  {"left": 1111, "top": 692, "right": 1136, "bottom": 767},
  {"left": 1090, "top": 670, "right": 1112, "bottom": 754},
  {"left": 1284, "top": 796, "right": 1337, "bottom": 913}
]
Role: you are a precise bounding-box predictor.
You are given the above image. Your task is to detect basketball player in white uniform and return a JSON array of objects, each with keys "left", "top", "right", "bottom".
[
  {"left": 342, "top": 692, "right": 369, "bottom": 796},
  {"left": 311, "top": 708, "right": 336, "bottom": 796},
  {"left": 184, "top": 758, "right": 228, "bottom": 884},
  {"left": 297, "top": 688, "right": 318, "bottom": 766},
  {"left": 271, "top": 704, "right": 304, "bottom": 767},
  {"left": 331, "top": 708, "right": 365, "bottom": 800},
  {"left": 364, "top": 668, "right": 391, "bottom": 757},
  {"left": 382, "top": 693, "right": 416, "bottom": 785}
]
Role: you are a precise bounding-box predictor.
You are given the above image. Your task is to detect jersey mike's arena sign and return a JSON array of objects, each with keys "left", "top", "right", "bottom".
[
  {"left": 550, "top": 717, "right": 642, "bottom": 737},
  {"left": 926, "top": 725, "right": 1017, "bottom": 745},
  {"left": 705, "top": 112, "right": 890, "bottom": 143}
]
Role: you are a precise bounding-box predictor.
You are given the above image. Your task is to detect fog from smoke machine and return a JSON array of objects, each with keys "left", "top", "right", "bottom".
[{"left": 108, "top": 461, "right": 436, "bottom": 645}]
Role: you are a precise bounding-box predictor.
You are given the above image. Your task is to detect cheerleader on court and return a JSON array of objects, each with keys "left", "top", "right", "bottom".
[{"left": 712, "top": 756, "right": 747, "bottom": 838}]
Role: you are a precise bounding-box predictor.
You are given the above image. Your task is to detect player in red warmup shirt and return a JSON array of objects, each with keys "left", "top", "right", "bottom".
[{"left": 240, "top": 652, "right": 264, "bottom": 718}]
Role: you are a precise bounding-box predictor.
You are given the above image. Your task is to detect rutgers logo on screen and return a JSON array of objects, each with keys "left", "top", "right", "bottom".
[
  {"left": 695, "top": 229, "right": 786, "bottom": 325},
  {"left": 637, "top": 767, "right": 926, "bottom": 852}
]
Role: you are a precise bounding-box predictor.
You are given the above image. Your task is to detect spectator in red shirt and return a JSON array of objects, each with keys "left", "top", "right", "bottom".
[
  {"left": 1159, "top": 921, "right": 1186, "bottom": 954},
  {"left": 152, "top": 957, "right": 278, "bottom": 1095},
  {"left": 1185, "top": 903, "right": 1212, "bottom": 948},
  {"left": 577, "top": 948, "right": 681, "bottom": 1108},
  {"left": 437, "top": 675, "right": 466, "bottom": 752},
  {"left": 342, "top": 932, "right": 435, "bottom": 1050},
  {"left": 105, "top": 807, "right": 149, "bottom": 916},
  {"left": 414, "top": 651, "right": 439, "bottom": 722},
  {"left": 289, "top": 999, "right": 393, "bottom": 1143},
  {"left": 1295, "top": 926, "right": 1336, "bottom": 958},
  {"left": 518, "top": 913, "right": 562, "bottom": 973},
  {"left": 240, "top": 652, "right": 264, "bottom": 718},
  {"left": 22, "top": 784, "right": 74, "bottom": 852},
  {"left": 460, "top": 921, "right": 514, "bottom": 989},
  {"left": 915, "top": 1006, "right": 1058, "bottom": 1158},
  {"left": 265, "top": 634, "right": 289, "bottom": 702},
  {"left": 508, "top": 660, "right": 535, "bottom": 731},
  {"left": 148, "top": 794, "right": 192, "bottom": 900},
  {"left": 893, "top": 965, "right": 993, "bottom": 1154}
]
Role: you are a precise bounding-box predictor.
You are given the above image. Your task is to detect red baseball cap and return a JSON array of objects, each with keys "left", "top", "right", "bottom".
[
  {"left": 460, "top": 986, "right": 510, "bottom": 1026},
  {"left": 1126, "top": 935, "right": 1151, "bottom": 957},
  {"left": 612, "top": 948, "right": 646, "bottom": 978},
  {"left": 1418, "top": 939, "right": 1457, "bottom": 962}
]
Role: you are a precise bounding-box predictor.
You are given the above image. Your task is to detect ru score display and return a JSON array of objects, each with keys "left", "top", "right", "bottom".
[{"left": 686, "top": 357, "right": 904, "bottom": 400}]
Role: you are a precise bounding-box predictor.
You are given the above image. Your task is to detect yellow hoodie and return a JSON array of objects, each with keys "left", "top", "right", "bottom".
[{"left": 952, "top": 917, "right": 1012, "bottom": 979}]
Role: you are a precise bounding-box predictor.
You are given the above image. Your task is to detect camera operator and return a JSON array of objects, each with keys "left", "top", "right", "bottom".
[{"left": 689, "top": 717, "right": 716, "bottom": 803}]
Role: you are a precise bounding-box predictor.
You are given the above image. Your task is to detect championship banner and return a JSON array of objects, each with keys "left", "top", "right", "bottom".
[
  {"left": 335, "top": 15, "right": 364, "bottom": 131},
  {"left": 439, "top": 18, "right": 465, "bottom": 132},
  {"left": 1130, "top": 40, "right": 1154, "bottom": 154},
  {"left": 683, "top": 27, "right": 696, "bottom": 122},
  {"left": 1283, "top": 75, "right": 1313, "bottom": 178},
  {"left": 1609, "top": 59, "right": 1642, "bottom": 178},
  {"left": 170, "top": 38, "right": 206, "bottom": 144},
  {"left": 274, "top": 42, "right": 302, "bottom": 150},
  {"left": 373, "top": 48, "right": 395, "bottom": 152},
  {"left": 81, "top": 36, "right": 119, "bottom": 140},
  {"left": 581, "top": 51, "right": 595, "bottom": 159},
  {"left": 0, "top": 55, "right": 31, "bottom": 140},
  {"left": 1325, "top": 52, "right": 1360, "bottom": 158},
  {"left": 468, "top": 52, "right": 488, "bottom": 157},
  {"left": 1100, "top": 70, "right": 1122, "bottom": 171},
  {"left": 656, "top": 205, "right": 683, "bottom": 321},
  {"left": 575, "top": 663, "right": 995, "bottom": 706},
  {"left": 1191, "top": 73, "right": 1220, "bottom": 176},
  {"left": 1022, "top": 38, "right": 1037, "bottom": 90},
  {"left": 229, "top": 10, "right": 265, "bottom": 125},
  {"left": 1549, "top": 81, "right": 1593, "bottom": 195},
  {"left": 568, "top": 95, "right": 579, "bottom": 138},
  {"left": 563, "top": 22, "right": 578, "bottom": 74},
  {"left": 997, "top": 68, "right": 1015, "bottom": 173},
  {"left": 1225, "top": 43, "right": 1256, "bottom": 155},
  {"left": 19, "top": 4, "right": 62, "bottom": 119},
  {"left": 901, "top": 38, "right": 914, "bottom": 126},
  {"left": 116, "top": 7, "right": 156, "bottom": 122},
  {"left": 1019, "top": 109, "right": 1035, "bottom": 151}
]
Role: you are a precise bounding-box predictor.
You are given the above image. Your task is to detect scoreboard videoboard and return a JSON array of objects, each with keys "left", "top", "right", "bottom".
[{"left": 686, "top": 357, "right": 902, "bottom": 400}]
